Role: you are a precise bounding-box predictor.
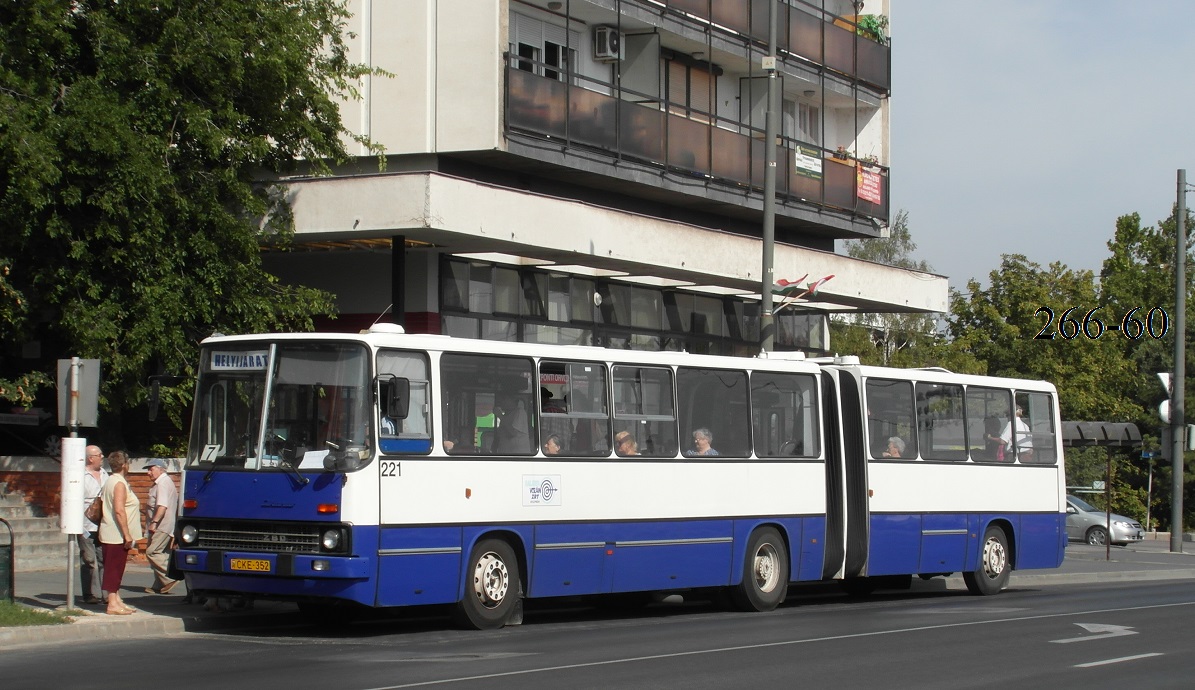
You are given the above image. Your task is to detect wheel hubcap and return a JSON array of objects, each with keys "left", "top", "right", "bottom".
[
  {"left": 472, "top": 552, "right": 509, "bottom": 608},
  {"left": 982, "top": 537, "right": 1007, "bottom": 579},
  {"left": 754, "top": 543, "right": 780, "bottom": 593}
]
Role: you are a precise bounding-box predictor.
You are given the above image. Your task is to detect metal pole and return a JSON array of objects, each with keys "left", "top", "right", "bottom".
[
  {"left": 66, "top": 357, "right": 80, "bottom": 610},
  {"left": 1147, "top": 457, "right": 1153, "bottom": 532},
  {"left": 1172, "top": 169, "right": 1187, "bottom": 553},
  {"left": 1105, "top": 447, "right": 1112, "bottom": 561},
  {"left": 760, "top": 0, "right": 778, "bottom": 352}
]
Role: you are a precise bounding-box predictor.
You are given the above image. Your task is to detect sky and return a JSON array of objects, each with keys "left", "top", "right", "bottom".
[{"left": 889, "top": 0, "right": 1195, "bottom": 290}]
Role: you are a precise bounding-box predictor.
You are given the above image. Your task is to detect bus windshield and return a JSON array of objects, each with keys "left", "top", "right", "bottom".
[{"left": 188, "top": 341, "right": 373, "bottom": 473}]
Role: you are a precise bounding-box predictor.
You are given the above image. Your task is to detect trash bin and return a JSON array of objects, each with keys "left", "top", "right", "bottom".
[{"left": 0, "top": 518, "right": 12, "bottom": 602}]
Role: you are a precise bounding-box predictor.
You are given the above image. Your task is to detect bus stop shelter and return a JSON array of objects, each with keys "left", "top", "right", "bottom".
[
  {"left": 1061, "top": 421, "right": 1143, "bottom": 558},
  {"left": 1061, "top": 421, "right": 1142, "bottom": 449}
]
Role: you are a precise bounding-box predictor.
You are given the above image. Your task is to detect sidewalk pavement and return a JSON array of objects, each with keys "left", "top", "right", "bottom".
[{"left": 4, "top": 535, "right": 1195, "bottom": 648}]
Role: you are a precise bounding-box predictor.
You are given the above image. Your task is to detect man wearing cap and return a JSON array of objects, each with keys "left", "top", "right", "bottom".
[{"left": 144, "top": 458, "right": 181, "bottom": 594}]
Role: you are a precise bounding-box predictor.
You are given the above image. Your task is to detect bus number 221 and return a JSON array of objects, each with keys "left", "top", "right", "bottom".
[{"left": 381, "top": 461, "right": 401, "bottom": 477}]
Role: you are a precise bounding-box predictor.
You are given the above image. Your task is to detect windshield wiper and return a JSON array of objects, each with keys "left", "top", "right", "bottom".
[
  {"left": 275, "top": 435, "right": 310, "bottom": 487},
  {"left": 280, "top": 457, "right": 310, "bottom": 487}
]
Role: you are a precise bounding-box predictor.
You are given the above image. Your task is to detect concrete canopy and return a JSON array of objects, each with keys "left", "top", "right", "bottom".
[{"left": 285, "top": 171, "right": 949, "bottom": 315}]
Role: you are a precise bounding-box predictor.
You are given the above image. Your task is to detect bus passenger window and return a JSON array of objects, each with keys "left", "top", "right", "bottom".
[
  {"left": 376, "top": 350, "right": 432, "bottom": 455},
  {"left": 865, "top": 379, "right": 917, "bottom": 460},
  {"left": 440, "top": 353, "right": 536, "bottom": 456},
  {"left": 612, "top": 366, "right": 677, "bottom": 457},
  {"left": 751, "top": 372, "right": 819, "bottom": 458},
  {"left": 538, "top": 360, "right": 610, "bottom": 457},
  {"left": 678, "top": 367, "right": 749, "bottom": 458}
]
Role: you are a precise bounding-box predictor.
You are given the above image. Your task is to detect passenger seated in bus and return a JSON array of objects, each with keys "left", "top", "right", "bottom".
[
  {"left": 615, "top": 430, "right": 640, "bottom": 456},
  {"left": 881, "top": 436, "right": 906, "bottom": 458},
  {"left": 542, "top": 434, "right": 562, "bottom": 456},
  {"left": 685, "top": 428, "right": 719, "bottom": 456}
]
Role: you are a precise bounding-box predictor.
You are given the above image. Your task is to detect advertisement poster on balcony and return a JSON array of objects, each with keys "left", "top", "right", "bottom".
[
  {"left": 793, "top": 145, "right": 822, "bottom": 180},
  {"left": 856, "top": 163, "right": 883, "bottom": 205}
]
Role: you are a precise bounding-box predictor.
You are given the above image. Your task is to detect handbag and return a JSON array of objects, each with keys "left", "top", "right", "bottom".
[{"left": 85, "top": 496, "right": 103, "bottom": 524}]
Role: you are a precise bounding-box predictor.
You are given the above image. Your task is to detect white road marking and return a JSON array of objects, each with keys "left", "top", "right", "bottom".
[
  {"left": 1051, "top": 622, "right": 1137, "bottom": 643},
  {"left": 1075, "top": 653, "right": 1163, "bottom": 668}
]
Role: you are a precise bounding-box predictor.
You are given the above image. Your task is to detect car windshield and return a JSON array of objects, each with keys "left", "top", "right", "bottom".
[
  {"left": 188, "top": 341, "right": 373, "bottom": 472},
  {"left": 1069, "top": 495, "right": 1099, "bottom": 512}
]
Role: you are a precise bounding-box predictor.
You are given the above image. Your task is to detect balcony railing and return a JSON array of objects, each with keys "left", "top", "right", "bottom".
[
  {"left": 658, "top": 0, "right": 890, "bottom": 92},
  {"left": 505, "top": 64, "right": 889, "bottom": 224}
]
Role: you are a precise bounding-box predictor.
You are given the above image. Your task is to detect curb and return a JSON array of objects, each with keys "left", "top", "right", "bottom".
[{"left": 0, "top": 609, "right": 185, "bottom": 649}]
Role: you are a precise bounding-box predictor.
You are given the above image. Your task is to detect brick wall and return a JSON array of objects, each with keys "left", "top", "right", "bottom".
[
  {"left": 0, "top": 470, "right": 178, "bottom": 519},
  {"left": 0, "top": 471, "right": 61, "bottom": 516}
]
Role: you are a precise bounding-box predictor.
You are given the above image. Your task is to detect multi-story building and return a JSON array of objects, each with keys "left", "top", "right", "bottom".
[{"left": 264, "top": 0, "right": 946, "bottom": 355}]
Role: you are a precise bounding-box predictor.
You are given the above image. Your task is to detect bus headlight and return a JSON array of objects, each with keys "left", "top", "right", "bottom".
[
  {"left": 321, "top": 528, "right": 342, "bottom": 551},
  {"left": 180, "top": 524, "right": 198, "bottom": 545}
]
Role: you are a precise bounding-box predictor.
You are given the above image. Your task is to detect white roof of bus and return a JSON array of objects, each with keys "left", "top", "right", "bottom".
[
  {"left": 829, "top": 363, "right": 1058, "bottom": 393},
  {"left": 200, "top": 330, "right": 824, "bottom": 374}
]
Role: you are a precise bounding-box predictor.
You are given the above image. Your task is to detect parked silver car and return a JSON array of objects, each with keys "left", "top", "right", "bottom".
[{"left": 1066, "top": 494, "right": 1144, "bottom": 546}]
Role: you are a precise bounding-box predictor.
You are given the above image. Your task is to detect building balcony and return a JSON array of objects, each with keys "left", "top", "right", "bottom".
[
  {"left": 658, "top": 0, "right": 890, "bottom": 92},
  {"left": 505, "top": 64, "right": 888, "bottom": 227}
]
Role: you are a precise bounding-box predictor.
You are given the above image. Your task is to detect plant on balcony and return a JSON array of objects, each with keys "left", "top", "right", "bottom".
[
  {"left": 856, "top": 14, "right": 889, "bottom": 45},
  {"left": 833, "top": 146, "right": 852, "bottom": 161}
]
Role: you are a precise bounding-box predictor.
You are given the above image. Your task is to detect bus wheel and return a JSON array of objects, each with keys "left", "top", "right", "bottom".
[
  {"left": 963, "top": 525, "right": 1010, "bottom": 595},
  {"left": 454, "top": 539, "right": 522, "bottom": 630},
  {"left": 730, "top": 527, "right": 788, "bottom": 612}
]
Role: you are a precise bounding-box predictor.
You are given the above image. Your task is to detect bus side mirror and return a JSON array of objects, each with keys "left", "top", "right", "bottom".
[{"left": 388, "top": 378, "right": 411, "bottom": 420}]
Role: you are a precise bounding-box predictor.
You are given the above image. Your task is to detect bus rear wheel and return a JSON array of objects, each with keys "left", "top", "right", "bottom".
[
  {"left": 963, "top": 525, "right": 1010, "bottom": 595},
  {"left": 454, "top": 538, "right": 522, "bottom": 630},
  {"left": 730, "top": 527, "right": 788, "bottom": 612}
]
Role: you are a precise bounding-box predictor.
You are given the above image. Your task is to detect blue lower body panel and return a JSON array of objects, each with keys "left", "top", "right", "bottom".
[
  {"left": 867, "top": 512, "right": 1065, "bottom": 577},
  {"left": 178, "top": 515, "right": 835, "bottom": 609}
]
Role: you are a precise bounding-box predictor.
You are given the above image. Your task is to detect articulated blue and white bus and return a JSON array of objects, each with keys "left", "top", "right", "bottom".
[{"left": 173, "top": 324, "right": 1065, "bottom": 628}]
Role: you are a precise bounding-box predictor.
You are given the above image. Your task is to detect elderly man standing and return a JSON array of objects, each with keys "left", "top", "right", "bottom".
[
  {"left": 79, "top": 445, "right": 108, "bottom": 605},
  {"left": 143, "top": 459, "right": 181, "bottom": 594}
]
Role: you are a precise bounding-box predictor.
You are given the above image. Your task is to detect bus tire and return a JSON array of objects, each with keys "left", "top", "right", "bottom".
[
  {"left": 730, "top": 527, "right": 788, "bottom": 612},
  {"left": 963, "top": 525, "right": 1010, "bottom": 596},
  {"left": 454, "top": 538, "right": 522, "bottom": 630}
]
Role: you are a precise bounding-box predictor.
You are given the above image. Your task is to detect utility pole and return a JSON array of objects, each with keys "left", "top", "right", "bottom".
[
  {"left": 1172, "top": 169, "right": 1187, "bottom": 553},
  {"left": 759, "top": 0, "right": 778, "bottom": 352}
]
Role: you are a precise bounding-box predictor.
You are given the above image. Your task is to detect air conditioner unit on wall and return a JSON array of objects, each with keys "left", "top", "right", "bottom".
[{"left": 593, "top": 26, "right": 622, "bottom": 62}]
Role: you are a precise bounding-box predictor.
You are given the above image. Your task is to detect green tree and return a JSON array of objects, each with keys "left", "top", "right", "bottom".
[
  {"left": 839, "top": 210, "right": 941, "bottom": 364},
  {"left": 0, "top": 260, "right": 51, "bottom": 407},
  {"left": 1099, "top": 207, "right": 1195, "bottom": 530},
  {"left": 948, "top": 255, "right": 1138, "bottom": 422},
  {"left": 0, "top": 1, "right": 377, "bottom": 443}
]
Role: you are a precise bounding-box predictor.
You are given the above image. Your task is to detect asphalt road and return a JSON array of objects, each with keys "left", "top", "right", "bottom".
[{"left": 4, "top": 576, "right": 1194, "bottom": 689}]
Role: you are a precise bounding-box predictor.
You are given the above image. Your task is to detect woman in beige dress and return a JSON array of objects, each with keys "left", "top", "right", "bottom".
[{"left": 99, "top": 451, "right": 143, "bottom": 615}]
